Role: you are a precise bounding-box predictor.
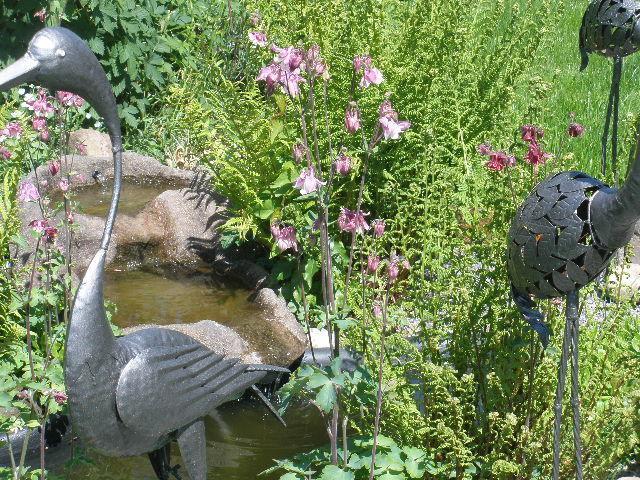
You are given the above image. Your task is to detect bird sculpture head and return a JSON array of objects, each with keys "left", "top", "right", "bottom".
[{"left": 579, "top": 0, "right": 640, "bottom": 70}]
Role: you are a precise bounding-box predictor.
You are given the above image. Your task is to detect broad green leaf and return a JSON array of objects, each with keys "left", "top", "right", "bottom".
[
  {"left": 319, "top": 465, "right": 354, "bottom": 480},
  {"left": 315, "top": 383, "right": 336, "bottom": 412},
  {"left": 307, "top": 372, "right": 331, "bottom": 389},
  {"left": 255, "top": 199, "right": 275, "bottom": 219}
]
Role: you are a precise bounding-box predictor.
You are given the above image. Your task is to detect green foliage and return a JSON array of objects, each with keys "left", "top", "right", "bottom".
[
  {"left": 263, "top": 435, "right": 437, "bottom": 480},
  {"left": 0, "top": 0, "right": 237, "bottom": 131}
]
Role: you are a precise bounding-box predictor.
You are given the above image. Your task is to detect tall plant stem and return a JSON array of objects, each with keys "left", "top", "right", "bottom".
[
  {"left": 24, "top": 237, "right": 42, "bottom": 381},
  {"left": 298, "top": 254, "right": 317, "bottom": 364},
  {"left": 369, "top": 281, "right": 391, "bottom": 480}
]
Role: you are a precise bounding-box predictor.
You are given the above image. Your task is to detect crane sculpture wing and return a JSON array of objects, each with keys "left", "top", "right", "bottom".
[{"left": 116, "top": 340, "right": 265, "bottom": 436}]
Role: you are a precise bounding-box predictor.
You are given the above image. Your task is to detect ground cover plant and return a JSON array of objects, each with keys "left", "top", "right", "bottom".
[{"left": 1, "top": 0, "right": 640, "bottom": 479}]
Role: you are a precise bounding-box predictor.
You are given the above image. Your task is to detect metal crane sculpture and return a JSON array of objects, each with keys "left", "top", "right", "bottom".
[
  {"left": 507, "top": 160, "right": 640, "bottom": 475},
  {"left": 0, "top": 27, "right": 288, "bottom": 480},
  {"left": 580, "top": 0, "right": 640, "bottom": 181}
]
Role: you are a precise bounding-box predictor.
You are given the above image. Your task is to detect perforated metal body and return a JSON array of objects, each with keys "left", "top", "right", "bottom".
[
  {"left": 580, "top": 0, "right": 640, "bottom": 68},
  {"left": 507, "top": 171, "right": 615, "bottom": 299}
]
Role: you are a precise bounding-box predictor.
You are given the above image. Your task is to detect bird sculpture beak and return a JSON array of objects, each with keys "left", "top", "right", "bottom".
[{"left": 0, "top": 54, "right": 40, "bottom": 92}]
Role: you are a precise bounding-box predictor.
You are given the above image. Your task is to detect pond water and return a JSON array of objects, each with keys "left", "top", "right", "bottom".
[
  {"left": 103, "top": 269, "right": 290, "bottom": 365},
  {"left": 52, "top": 179, "right": 179, "bottom": 217}
]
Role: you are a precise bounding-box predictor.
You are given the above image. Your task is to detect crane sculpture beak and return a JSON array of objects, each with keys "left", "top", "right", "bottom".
[{"left": 0, "top": 54, "right": 40, "bottom": 91}]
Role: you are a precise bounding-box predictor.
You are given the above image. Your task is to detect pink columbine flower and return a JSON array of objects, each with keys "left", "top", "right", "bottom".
[
  {"left": 40, "top": 128, "right": 50, "bottom": 142},
  {"left": 16, "top": 390, "right": 30, "bottom": 401},
  {"left": 248, "top": 31, "right": 268, "bottom": 47},
  {"left": 292, "top": 143, "right": 306, "bottom": 164},
  {"left": 388, "top": 254, "right": 410, "bottom": 283},
  {"left": 283, "top": 72, "right": 305, "bottom": 97},
  {"left": 56, "top": 90, "right": 85, "bottom": 108},
  {"left": 59, "top": 179, "right": 69, "bottom": 192},
  {"left": 1, "top": 122, "right": 23, "bottom": 139},
  {"left": 257, "top": 64, "right": 282, "bottom": 94},
  {"left": 372, "top": 302, "right": 383, "bottom": 318},
  {"left": 372, "top": 219, "right": 385, "bottom": 238},
  {"left": 271, "top": 223, "right": 298, "bottom": 252},
  {"left": 378, "top": 100, "right": 410, "bottom": 140},
  {"left": 29, "top": 219, "right": 49, "bottom": 233},
  {"left": 294, "top": 166, "right": 325, "bottom": 195},
  {"left": 345, "top": 102, "right": 361, "bottom": 134},
  {"left": 485, "top": 151, "right": 516, "bottom": 172},
  {"left": 48, "top": 161, "right": 60, "bottom": 176},
  {"left": 27, "top": 89, "right": 54, "bottom": 117},
  {"left": 521, "top": 124, "right": 544, "bottom": 143},
  {"left": 334, "top": 153, "right": 352, "bottom": 175},
  {"left": 338, "top": 208, "right": 370, "bottom": 234},
  {"left": 524, "top": 141, "right": 552, "bottom": 166},
  {"left": 274, "top": 46, "right": 305, "bottom": 73},
  {"left": 0, "top": 147, "right": 11, "bottom": 160},
  {"left": 367, "top": 254, "right": 381, "bottom": 274},
  {"left": 32, "top": 116, "right": 46, "bottom": 132},
  {"left": 17, "top": 182, "right": 40, "bottom": 202},
  {"left": 568, "top": 122, "right": 585, "bottom": 138},
  {"left": 34, "top": 8, "right": 47, "bottom": 22},
  {"left": 353, "top": 54, "right": 384, "bottom": 88},
  {"left": 379, "top": 117, "right": 410, "bottom": 140},
  {"left": 50, "top": 390, "right": 67, "bottom": 405}
]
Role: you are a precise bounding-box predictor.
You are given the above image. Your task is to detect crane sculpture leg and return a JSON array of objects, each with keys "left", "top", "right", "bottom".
[
  {"left": 552, "top": 290, "right": 583, "bottom": 480},
  {"left": 602, "top": 56, "right": 623, "bottom": 182}
]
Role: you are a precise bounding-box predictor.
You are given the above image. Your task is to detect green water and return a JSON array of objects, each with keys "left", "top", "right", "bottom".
[
  {"left": 54, "top": 398, "right": 326, "bottom": 479},
  {"left": 52, "top": 180, "right": 177, "bottom": 217}
]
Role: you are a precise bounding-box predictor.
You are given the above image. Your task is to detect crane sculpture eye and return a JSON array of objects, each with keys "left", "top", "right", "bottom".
[{"left": 56, "top": 49, "right": 66, "bottom": 58}]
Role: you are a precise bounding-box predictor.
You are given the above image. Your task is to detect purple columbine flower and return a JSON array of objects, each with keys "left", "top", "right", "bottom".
[
  {"left": 48, "top": 161, "right": 60, "bottom": 176},
  {"left": 353, "top": 54, "right": 384, "bottom": 88},
  {"left": 274, "top": 46, "right": 305, "bottom": 73},
  {"left": 345, "top": 102, "right": 361, "bottom": 134},
  {"left": 283, "top": 72, "right": 305, "bottom": 97},
  {"left": 27, "top": 89, "right": 54, "bottom": 117},
  {"left": 379, "top": 100, "right": 410, "bottom": 140},
  {"left": 485, "top": 151, "right": 516, "bottom": 172},
  {"left": 372, "top": 302, "right": 383, "bottom": 318},
  {"left": 271, "top": 223, "right": 299, "bottom": 252},
  {"left": 257, "top": 64, "right": 283, "bottom": 94},
  {"left": 44, "top": 226, "right": 58, "bottom": 243},
  {"left": 18, "top": 182, "right": 40, "bottom": 202},
  {"left": 306, "top": 45, "right": 327, "bottom": 78},
  {"left": 32, "top": 116, "right": 46, "bottom": 132},
  {"left": 248, "top": 31, "right": 268, "bottom": 47},
  {"left": 367, "top": 254, "right": 381, "bottom": 274},
  {"left": 74, "top": 141, "right": 87, "bottom": 155},
  {"left": 476, "top": 142, "right": 492, "bottom": 155},
  {"left": 59, "top": 179, "right": 69, "bottom": 192},
  {"left": 521, "top": 124, "right": 544, "bottom": 143},
  {"left": 372, "top": 219, "right": 385, "bottom": 237},
  {"left": 568, "top": 122, "right": 585, "bottom": 138},
  {"left": 334, "top": 153, "right": 352, "bottom": 175},
  {"left": 0, "top": 146, "right": 11, "bottom": 160},
  {"left": 338, "top": 208, "right": 370, "bottom": 234},
  {"left": 524, "top": 141, "right": 552, "bottom": 166},
  {"left": 294, "top": 166, "right": 325, "bottom": 195}
]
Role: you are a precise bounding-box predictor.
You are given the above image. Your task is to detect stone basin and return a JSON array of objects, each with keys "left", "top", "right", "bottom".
[{"left": 16, "top": 151, "right": 306, "bottom": 367}]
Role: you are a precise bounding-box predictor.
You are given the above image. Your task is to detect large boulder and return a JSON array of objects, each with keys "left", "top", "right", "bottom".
[{"left": 16, "top": 152, "right": 306, "bottom": 368}]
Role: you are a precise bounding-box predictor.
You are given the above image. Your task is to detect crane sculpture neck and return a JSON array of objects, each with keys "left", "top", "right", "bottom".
[{"left": 591, "top": 136, "right": 640, "bottom": 250}]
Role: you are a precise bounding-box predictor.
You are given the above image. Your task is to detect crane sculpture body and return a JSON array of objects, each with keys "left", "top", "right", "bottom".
[
  {"left": 0, "top": 27, "right": 286, "bottom": 480},
  {"left": 507, "top": 108, "right": 640, "bottom": 479},
  {"left": 580, "top": 0, "right": 640, "bottom": 180}
]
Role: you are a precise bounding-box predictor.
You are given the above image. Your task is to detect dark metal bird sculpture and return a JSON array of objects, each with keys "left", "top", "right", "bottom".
[
  {"left": 507, "top": 163, "right": 640, "bottom": 475},
  {"left": 0, "top": 27, "right": 288, "bottom": 480},
  {"left": 580, "top": 0, "right": 640, "bottom": 182}
]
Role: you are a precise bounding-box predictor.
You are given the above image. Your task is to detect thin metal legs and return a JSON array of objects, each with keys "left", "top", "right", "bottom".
[
  {"left": 552, "top": 291, "right": 583, "bottom": 480},
  {"left": 602, "top": 56, "right": 623, "bottom": 183}
]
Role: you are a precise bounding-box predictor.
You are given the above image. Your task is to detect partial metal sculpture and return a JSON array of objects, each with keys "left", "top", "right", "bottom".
[
  {"left": 580, "top": 0, "right": 640, "bottom": 182},
  {"left": 0, "top": 27, "right": 288, "bottom": 480},
  {"left": 508, "top": 149, "right": 640, "bottom": 476}
]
